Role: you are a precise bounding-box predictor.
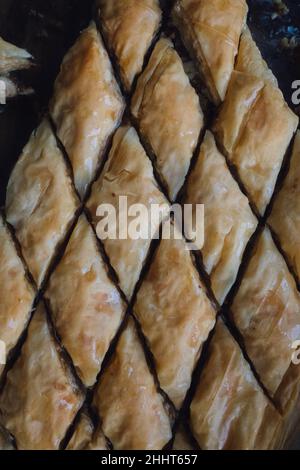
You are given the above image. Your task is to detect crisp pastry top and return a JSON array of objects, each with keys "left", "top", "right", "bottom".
[
  {"left": 184, "top": 131, "right": 257, "bottom": 305},
  {"left": 269, "top": 131, "right": 300, "bottom": 281},
  {"left": 0, "top": 304, "right": 83, "bottom": 450},
  {"left": 172, "top": 0, "right": 248, "bottom": 104},
  {"left": 46, "top": 215, "right": 126, "bottom": 387},
  {"left": 235, "top": 27, "right": 278, "bottom": 87},
  {"left": 134, "top": 223, "right": 216, "bottom": 408},
  {"left": 50, "top": 22, "right": 125, "bottom": 198},
  {"left": 231, "top": 228, "right": 300, "bottom": 396},
  {"left": 87, "top": 126, "right": 169, "bottom": 300},
  {"left": 0, "top": 36, "right": 32, "bottom": 74},
  {"left": 67, "top": 412, "right": 107, "bottom": 450},
  {"left": 5, "top": 119, "right": 79, "bottom": 287},
  {"left": 93, "top": 317, "right": 172, "bottom": 450},
  {"left": 190, "top": 319, "right": 282, "bottom": 450},
  {"left": 98, "top": 0, "right": 161, "bottom": 92},
  {"left": 131, "top": 38, "right": 203, "bottom": 200},
  {"left": 0, "top": 216, "right": 34, "bottom": 372},
  {"left": 213, "top": 30, "right": 299, "bottom": 215}
]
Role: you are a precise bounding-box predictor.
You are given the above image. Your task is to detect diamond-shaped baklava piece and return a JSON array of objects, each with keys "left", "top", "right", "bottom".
[
  {"left": 269, "top": 131, "right": 300, "bottom": 281},
  {"left": 190, "top": 319, "right": 282, "bottom": 450},
  {"left": 5, "top": 119, "right": 79, "bottom": 287},
  {"left": 50, "top": 22, "right": 125, "bottom": 198},
  {"left": 231, "top": 228, "right": 300, "bottom": 396},
  {"left": 213, "top": 30, "right": 298, "bottom": 215},
  {"left": 98, "top": 0, "right": 161, "bottom": 92},
  {"left": 45, "top": 215, "right": 126, "bottom": 387},
  {"left": 131, "top": 38, "right": 203, "bottom": 201},
  {"left": 93, "top": 317, "right": 172, "bottom": 450},
  {"left": 67, "top": 412, "right": 107, "bottom": 450},
  {"left": 87, "top": 126, "right": 169, "bottom": 300},
  {"left": 0, "top": 215, "right": 34, "bottom": 377},
  {"left": 0, "top": 303, "right": 83, "bottom": 450},
  {"left": 184, "top": 131, "right": 257, "bottom": 305},
  {"left": 134, "top": 223, "right": 216, "bottom": 408},
  {"left": 172, "top": 0, "right": 248, "bottom": 104}
]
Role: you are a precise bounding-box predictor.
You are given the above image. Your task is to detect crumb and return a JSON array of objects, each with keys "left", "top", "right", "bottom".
[
  {"left": 273, "top": 0, "right": 289, "bottom": 16},
  {"left": 281, "top": 36, "right": 299, "bottom": 49}
]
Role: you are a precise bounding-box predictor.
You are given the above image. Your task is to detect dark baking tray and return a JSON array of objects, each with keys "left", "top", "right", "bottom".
[{"left": 0, "top": 0, "right": 300, "bottom": 450}]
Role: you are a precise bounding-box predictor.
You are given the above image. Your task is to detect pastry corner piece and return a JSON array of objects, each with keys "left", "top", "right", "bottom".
[
  {"left": 87, "top": 125, "right": 169, "bottom": 300},
  {"left": 172, "top": 0, "right": 248, "bottom": 104},
  {"left": 213, "top": 29, "right": 299, "bottom": 215},
  {"left": 66, "top": 412, "right": 107, "bottom": 450},
  {"left": 134, "top": 222, "right": 216, "bottom": 409},
  {"left": 190, "top": 319, "right": 282, "bottom": 450},
  {"left": 45, "top": 214, "right": 126, "bottom": 387},
  {"left": 50, "top": 22, "right": 125, "bottom": 199},
  {"left": 269, "top": 130, "right": 300, "bottom": 282},
  {"left": 184, "top": 130, "right": 257, "bottom": 305},
  {"left": 231, "top": 228, "right": 300, "bottom": 397},
  {"left": 97, "top": 0, "right": 161, "bottom": 92},
  {"left": 5, "top": 118, "right": 79, "bottom": 287},
  {"left": 93, "top": 317, "right": 172, "bottom": 450},
  {"left": 0, "top": 215, "right": 35, "bottom": 377},
  {"left": 0, "top": 36, "right": 32, "bottom": 75},
  {"left": 0, "top": 303, "right": 84, "bottom": 450},
  {"left": 131, "top": 37, "right": 203, "bottom": 201}
]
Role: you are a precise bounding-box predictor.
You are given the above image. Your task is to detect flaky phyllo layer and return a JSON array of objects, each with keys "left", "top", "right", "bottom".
[{"left": 0, "top": 0, "right": 300, "bottom": 451}]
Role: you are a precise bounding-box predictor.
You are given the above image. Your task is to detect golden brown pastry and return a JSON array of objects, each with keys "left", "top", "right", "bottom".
[
  {"left": 172, "top": 0, "right": 248, "bottom": 104},
  {"left": 46, "top": 215, "right": 126, "bottom": 387},
  {"left": 184, "top": 131, "right": 257, "bottom": 304},
  {"left": 134, "top": 223, "right": 216, "bottom": 408},
  {"left": 235, "top": 27, "right": 278, "bottom": 87},
  {"left": 87, "top": 126, "right": 169, "bottom": 300},
  {"left": 0, "top": 36, "right": 32, "bottom": 74},
  {"left": 5, "top": 119, "right": 79, "bottom": 288},
  {"left": 231, "top": 228, "right": 300, "bottom": 396},
  {"left": 93, "top": 317, "right": 172, "bottom": 450},
  {"left": 67, "top": 412, "right": 107, "bottom": 450},
  {"left": 190, "top": 319, "right": 282, "bottom": 450},
  {"left": 213, "top": 30, "right": 299, "bottom": 215},
  {"left": 0, "top": 304, "right": 83, "bottom": 450},
  {"left": 269, "top": 131, "right": 300, "bottom": 281},
  {"left": 131, "top": 38, "right": 203, "bottom": 201},
  {"left": 98, "top": 0, "right": 161, "bottom": 92},
  {"left": 50, "top": 22, "right": 125, "bottom": 198},
  {"left": 0, "top": 215, "right": 34, "bottom": 375}
]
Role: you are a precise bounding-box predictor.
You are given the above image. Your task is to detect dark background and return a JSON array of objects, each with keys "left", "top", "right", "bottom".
[{"left": 0, "top": 0, "right": 299, "bottom": 206}]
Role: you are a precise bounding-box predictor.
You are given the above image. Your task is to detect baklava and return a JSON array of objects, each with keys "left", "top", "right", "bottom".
[
  {"left": 87, "top": 126, "right": 169, "bottom": 300},
  {"left": 97, "top": 0, "right": 161, "bottom": 92},
  {"left": 50, "top": 22, "right": 125, "bottom": 198},
  {"left": 5, "top": 119, "right": 79, "bottom": 287},
  {"left": 132, "top": 38, "right": 204, "bottom": 200}
]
